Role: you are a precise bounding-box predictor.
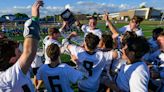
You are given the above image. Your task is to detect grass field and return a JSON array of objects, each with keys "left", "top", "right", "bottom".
[
  {"left": 2, "top": 22, "right": 160, "bottom": 70},
  {"left": 3, "top": 21, "right": 164, "bottom": 63},
  {"left": 4, "top": 21, "right": 164, "bottom": 58},
  {"left": 97, "top": 21, "right": 164, "bottom": 38}
]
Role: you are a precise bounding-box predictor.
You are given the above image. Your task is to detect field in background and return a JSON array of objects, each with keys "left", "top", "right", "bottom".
[
  {"left": 3, "top": 20, "right": 164, "bottom": 62},
  {"left": 10, "top": 21, "right": 164, "bottom": 40}
]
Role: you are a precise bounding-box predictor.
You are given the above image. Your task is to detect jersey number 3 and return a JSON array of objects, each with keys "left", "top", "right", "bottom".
[
  {"left": 83, "top": 61, "right": 93, "bottom": 76},
  {"left": 48, "top": 76, "right": 62, "bottom": 92}
]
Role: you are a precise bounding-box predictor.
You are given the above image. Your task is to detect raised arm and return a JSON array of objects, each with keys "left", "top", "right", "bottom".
[
  {"left": 104, "top": 13, "right": 119, "bottom": 39},
  {"left": 75, "top": 19, "right": 82, "bottom": 28},
  {"left": 59, "top": 21, "right": 69, "bottom": 33},
  {"left": 18, "top": 0, "right": 43, "bottom": 74}
]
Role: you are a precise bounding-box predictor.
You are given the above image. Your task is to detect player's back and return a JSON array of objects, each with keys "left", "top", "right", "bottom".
[
  {"left": 36, "top": 63, "right": 83, "bottom": 92},
  {"left": 76, "top": 50, "right": 112, "bottom": 92},
  {"left": 116, "top": 61, "right": 149, "bottom": 92}
]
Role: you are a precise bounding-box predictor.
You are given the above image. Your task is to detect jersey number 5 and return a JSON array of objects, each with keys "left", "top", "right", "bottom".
[
  {"left": 48, "top": 76, "right": 62, "bottom": 92},
  {"left": 83, "top": 61, "right": 93, "bottom": 76}
]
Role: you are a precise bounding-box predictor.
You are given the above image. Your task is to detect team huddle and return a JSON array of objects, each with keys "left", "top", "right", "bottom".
[{"left": 0, "top": 1, "right": 164, "bottom": 92}]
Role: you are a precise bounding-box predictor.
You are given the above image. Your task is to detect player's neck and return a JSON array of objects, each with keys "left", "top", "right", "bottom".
[
  {"left": 84, "top": 45, "right": 94, "bottom": 52},
  {"left": 127, "top": 58, "right": 141, "bottom": 65},
  {"left": 49, "top": 61, "right": 60, "bottom": 68},
  {"left": 89, "top": 27, "right": 96, "bottom": 30},
  {"left": 85, "top": 49, "right": 96, "bottom": 55},
  {"left": 49, "top": 36, "right": 57, "bottom": 40},
  {"left": 85, "top": 47, "right": 94, "bottom": 53}
]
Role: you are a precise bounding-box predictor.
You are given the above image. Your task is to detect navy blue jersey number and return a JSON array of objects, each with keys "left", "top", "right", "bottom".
[
  {"left": 48, "top": 75, "right": 62, "bottom": 92},
  {"left": 22, "top": 84, "right": 30, "bottom": 92},
  {"left": 83, "top": 61, "right": 93, "bottom": 76}
]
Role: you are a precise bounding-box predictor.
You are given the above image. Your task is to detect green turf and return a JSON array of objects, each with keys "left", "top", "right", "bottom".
[{"left": 4, "top": 21, "right": 164, "bottom": 63}]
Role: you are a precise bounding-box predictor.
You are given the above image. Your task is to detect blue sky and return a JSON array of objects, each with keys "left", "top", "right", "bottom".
[{"left": 0, "top": 0, "right": 163, "bottom": 17}]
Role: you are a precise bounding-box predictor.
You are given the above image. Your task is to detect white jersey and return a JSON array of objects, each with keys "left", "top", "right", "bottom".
[
  {"left": 31, "top": 50, "right": 43, "bottom": 68},
  {"left": 99, "top": 49, "right": 122, "bottom": 78},
  {"left": 69, "top": 45, "right": 113, "bottom": 92},
  {"left": 0, "top": 61, "right": 34, "bottom": 92},
  {"left": 110, "top": 59, "right": 126, "bottom": 77},
  {"left": 158, "top": 52, "right": 164, "bottom": 88},
  {"left": 119, "top": 25, "right": 143, "bottom": 36},
  {"left": 116, "top": 61, "right": 149, "bottom": 92},
  {"left": 81, "top": 25, "right": 102, "bottom": 38},
  {"left": 159, "top": 52, "right": 164, "bottom": 66},
  {"left": 43, "top": 36, "right": 61, "bottom": 64},
  {"left": 144, "top": 49, "right": 162, "bottom": 64},
  {"left": 148, "top": 50, "right": 164, "bottom": 75},
  {"left": 36, "top": 63, "right": 84, "bottom": 92}
]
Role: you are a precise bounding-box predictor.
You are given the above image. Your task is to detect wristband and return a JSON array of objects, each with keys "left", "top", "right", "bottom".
[
  {"left": 32, "top": 16, "right": 39, "bottom": 21},
  {"left": 23, "top": 19, "right": 40, "bottom": 40}
]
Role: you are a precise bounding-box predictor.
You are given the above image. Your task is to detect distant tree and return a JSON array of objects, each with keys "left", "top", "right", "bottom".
[
  {"left": 93, "top": 12, "right": 97, "bottom": 16},
  {"left": 44, "top": 16, "right": 54, "bottom": 22},
  {"left": 14, "top": 13, "right": 29, "bottom": 19},
  {"left": 140, "top": 5, "right": 146, "bottom": 8},
  {"left": 85, "top": 14, "right": 90, "bottom": 16},
  {"left": 92, "top": 12, "right": 99, "bottom": 19},
  {"left": 1, "top": 15, "right": 6, "bottom": 18},
  {"left": 1, "top": 14, "right": 13, "bottom": 18},
  {"left": 1, "top": 14, "right": 15, "bottom": 21}
]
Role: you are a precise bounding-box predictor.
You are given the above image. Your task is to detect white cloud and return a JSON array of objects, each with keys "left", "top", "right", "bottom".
[
  {"left": 65, "top": 4, "right": 72, "bottom": 10},
  {"left": 0, "top": 1, "right": 137, "bottom": 17},
  {"left": 77, "top": 1, "right": 83, "bottom": 5},
  {"left": 13, "top": 5, "right": 31, "bottom": 9},
  {"left": 45, "top": 6, "right": 52, "bottom": 10},
  {"left": 0, "top": 7, "right": 31, "bottom": 17},
  {"left": 119, "top": 4, "right": 128, "bottom": 9},
  {"left": 77, "top": 1, "right": 96, "bottom": 6},
  {"left": 26, "top": 5, "right": 31, "bottom": 9},
  {"left": 75, "top": 1, "right": 134, "bottom": 13},
  {"left": 0, "top": 0, "right": 164, "bottom": 18},
  {"left": 0, "top": 5, "right": 65, "bottom": 17},
  {"left": 139, "top": 2, "right": 147, "bottom": 7}
]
